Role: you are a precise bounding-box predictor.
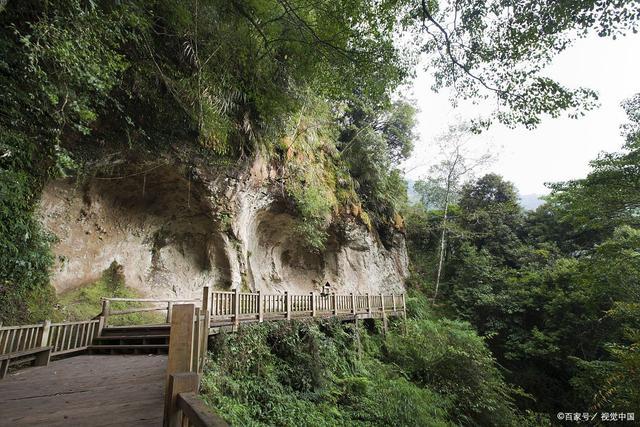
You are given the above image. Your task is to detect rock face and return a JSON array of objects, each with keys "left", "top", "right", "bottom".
[{"left": 39, "top": 152, "right": 408, "bottom": 299}]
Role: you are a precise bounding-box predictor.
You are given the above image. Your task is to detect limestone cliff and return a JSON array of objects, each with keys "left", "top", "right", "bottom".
[{"left": 38, "top": 148, "right": 408, "bottom": 300}]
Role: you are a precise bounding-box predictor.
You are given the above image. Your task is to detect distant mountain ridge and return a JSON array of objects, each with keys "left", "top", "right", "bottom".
[
  {"left": 518, "top": 193, "right": 545, "bottom": 210},
  {"left": 406, "top": 179, "right": 544, "bottom": 210}
]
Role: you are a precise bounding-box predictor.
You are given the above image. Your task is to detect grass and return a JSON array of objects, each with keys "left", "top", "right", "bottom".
[{"left": 56, "top": 261, "right": 165, "bottom": 325}]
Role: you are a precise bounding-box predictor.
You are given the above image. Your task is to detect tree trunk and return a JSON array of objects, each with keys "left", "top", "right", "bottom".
[{"left": 433, "top": 190, "right": 450, "bottom": 302}]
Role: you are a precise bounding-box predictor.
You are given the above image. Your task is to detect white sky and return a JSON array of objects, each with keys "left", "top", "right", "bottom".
[{"left": 403, "top": 33, "right": 640, "bottom": 195}]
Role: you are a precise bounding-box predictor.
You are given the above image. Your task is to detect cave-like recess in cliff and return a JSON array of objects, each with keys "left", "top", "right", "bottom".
[{"left": 41, "top": 163, "right": 232, "bottom": 298}]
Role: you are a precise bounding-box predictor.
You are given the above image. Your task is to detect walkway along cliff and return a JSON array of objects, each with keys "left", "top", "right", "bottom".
[{"left": 0, "top": 287, "right": 407, "bottom": 426}]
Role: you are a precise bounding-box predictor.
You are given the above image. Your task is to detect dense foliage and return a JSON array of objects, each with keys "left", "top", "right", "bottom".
[
  {"left": 0, "top": 1, "right": 141, "bottom": 323},
  {"left": 2, "top": 0, "right": 637, "bottom": 322},
  {"left": 201, "top": 292, "right": 531, "bottom": 426},
  {"left": 407, "top": 94, "right": 640, "bottom": 415},
  {"left": 0, "top": 0, "right": 416, "bottom": 321}
]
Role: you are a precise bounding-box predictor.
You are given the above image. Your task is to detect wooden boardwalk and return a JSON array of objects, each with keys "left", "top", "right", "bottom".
[
  {"left": 0, "top": 355, "right": 166, "bottom": 426},
  {"left": 0, "top": 290, "right": 406, "bottom": 426}
]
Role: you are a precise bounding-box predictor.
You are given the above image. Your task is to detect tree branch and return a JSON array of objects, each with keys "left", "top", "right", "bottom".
[
  {"left": 420, "top": 0, "right": 513, "bottom": 99},
  {"left": 277, "top": 0, "right": 356, "bottom": 62}
]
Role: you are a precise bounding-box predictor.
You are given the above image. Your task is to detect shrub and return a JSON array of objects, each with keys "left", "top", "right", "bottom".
[{"left": 200, "top": 293, "right": 522, "bottom": 426}]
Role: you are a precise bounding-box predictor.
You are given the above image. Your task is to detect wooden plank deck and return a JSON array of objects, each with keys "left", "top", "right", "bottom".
[{"left": 0, "top": 355, "right": 166, "bottom": 426}]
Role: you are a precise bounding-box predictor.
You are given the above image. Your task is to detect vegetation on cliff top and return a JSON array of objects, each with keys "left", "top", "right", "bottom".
[{"left": 0, "top": 0, "right": 417, "bottom": 320}]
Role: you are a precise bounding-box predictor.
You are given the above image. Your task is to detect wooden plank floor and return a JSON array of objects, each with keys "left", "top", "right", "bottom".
[{"left": 0, "top": 355, "right": 166, "bottom": 426}]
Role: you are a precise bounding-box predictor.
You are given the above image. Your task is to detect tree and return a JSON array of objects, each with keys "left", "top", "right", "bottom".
[
  {"left": 543, "top": 93, "right": 640, "bottom": 249},
  {"left": 407, "top": 152, "right": 640, "bottom": 413},
  {"left": 413, "top": 122, "right": 492, "bottom": 301},
  {"left": 415, "top": 0, "right": 640, "bottom": 128},
  {"left": 459, "top": 174, "right": 524, "bottom": 262},
  {"left": 139, "top": 0, "right": 414, "bottom": 155},
  {"left": 338, "top": 98, "right": 418, "bottom": 229}
]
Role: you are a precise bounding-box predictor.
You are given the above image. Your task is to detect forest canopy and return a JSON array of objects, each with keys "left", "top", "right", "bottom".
[{"left": 407, "top": 93, "right": 640, "bottom": 415}]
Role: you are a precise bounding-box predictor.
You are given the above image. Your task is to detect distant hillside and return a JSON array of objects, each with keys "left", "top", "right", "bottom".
[
  {"left": 406, "top": 180, "right": 419, "bottom": 203},
  {"left": 518, "top": 193, "right": 544, "bottom": 210},
  {"left": 408, "top": 179, "right": 544, "bottom": 211}
]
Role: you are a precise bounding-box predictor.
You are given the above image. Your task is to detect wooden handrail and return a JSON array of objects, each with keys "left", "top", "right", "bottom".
[
  {"left": 207, "top": 289, "right": 407, "bottom": 326},
  {"left": 163, "top": 289, "right": 406, "bottom": 426},
  {"left": 108, "top": 307, "right": 168, "bottom": 316},
  {"left": 1, "top": 319, "right": 102, "bottom": 357},
  {"left": 164, "top": 304, "right": 225, "bottom": 427},
  {"left": 164, "top": 371, "right": 228, "bottom": 427},
  {"left": 177, "top": 392, "right": 228, "bottom": 427},
  {"left": 99, "top": 297, "right": 201, "bottom": 326},
  {"left": 102, "top": 298, "right": 201, "bottom": 303}
]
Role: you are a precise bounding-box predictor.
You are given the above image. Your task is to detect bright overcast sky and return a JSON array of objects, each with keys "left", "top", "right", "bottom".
[{"left": 403, "top": 33, "right": 640, "bottom": 195}]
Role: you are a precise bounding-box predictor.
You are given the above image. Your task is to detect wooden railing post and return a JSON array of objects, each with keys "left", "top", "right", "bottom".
[
  {"left": 392, "top": 294, "right": 397, "bottom": 312},
  {"left": 257, "top": 290, "right": 263, "bottom": 322},
  {"left": 166, "top": 304, "right": 196, "bottom": 377},
  {"left": 201, "top": 286, "right": 211, "bottom": 330},
  {"left": 366, "top": 293, "right": 371, "bottom": 315},
  {"left": 402, "top": 293, "right": 407, "bottom": 319},
  {"left": 164, "top": 372, "right": 199, "bottom": 427},
  {"left": 202, "top": 286, "right": 210, "bottom": 313},
  {"left": 200, "top": 309, "right": 209, "bottom": 374},
  {"left": 311, "top": 292, "right": 316, "bottom": 317},
  {"left": 97, "top": 316, "right": 105, "bottom": 339},
  {"left": 39, "top": 320, "right": 51, "bottom": 347},
  {"left": 164, "top": 304, "right": 196, "bottom": 426},
  {"left": 285, "top": 291, "right": 291, "bottom": 320},
  {"left": 233, "top": 288, "right": 240, "bottom": 330},
  {"left": 380, "top": 293, "right": 388, "bottom": 334},
  {"left": 166, "top": 301, "right": 173, "bottom": 323},
  {"left": 332, "top": 293, "right": 337, "bottom": 315},
  {"left": 401, "top": 293, "right": 408, "bottom": 335},
  {"left": 101, "top": 299, "right": 110, "bottom": 327},
  {"left": 192, "top": 308, "right": 202, "bottom": 373},
  {"left": 350, "top": 293, "right": 355, "bottom": 315}
]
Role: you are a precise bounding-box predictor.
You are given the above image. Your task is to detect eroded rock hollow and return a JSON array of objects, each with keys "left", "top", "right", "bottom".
[{"left": 39, "top": 152, "right": 408, "bottom": 299}]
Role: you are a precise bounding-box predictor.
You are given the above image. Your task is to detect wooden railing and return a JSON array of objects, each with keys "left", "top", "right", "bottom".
[
  {"left": 1, "top": 289, "right": 404, "bottom": 359},
  {"left": 47, "top": 319, "right": 102, "bottom": 355},
  {"left": 207, "top": 289, "right": 406, "bottom": 327},
  {"left": 0, "top": 323, "right": 44, "bottom": 355},
  {"left": 164, "top": 304, "right": 228, "bottom": 427},
  {"left": 176, "top": 390, "right": 227, "bottom": 427},
  {"left": 99, "top": 297, "right": 200, "bottom": 326},
  {"left": 0, "top": 319, "right": 102, "bottom": 357},
  {"left": 162, "top": 289, "right": 405, "bottom": 426}
]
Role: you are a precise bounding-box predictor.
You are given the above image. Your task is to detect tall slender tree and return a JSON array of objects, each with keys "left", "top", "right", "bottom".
[{"left": 414, "top": 122, "right": 492, "bottom": 301}]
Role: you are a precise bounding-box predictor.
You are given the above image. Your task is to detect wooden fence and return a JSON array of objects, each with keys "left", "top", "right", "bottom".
[
  {"left": 162, "top": 288, "right": 405, "bottom": 426},
  {"left": 3, "top": 289, "right": 405, "bottom": 424},
  {"left": 99, "top": 297, "right": 200, "bottom": 326},
  {"left": 0, "top": 319, "right": 102, "bottom": 357},
  {"left": 206, "top": 289, "right": 406, "bottom": 327},
  {"left": 164, "top": 304, "right": 228, "bottom": 427},
  {"left": 1, "top": 289, "right": 405, "bottom": 359}
]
